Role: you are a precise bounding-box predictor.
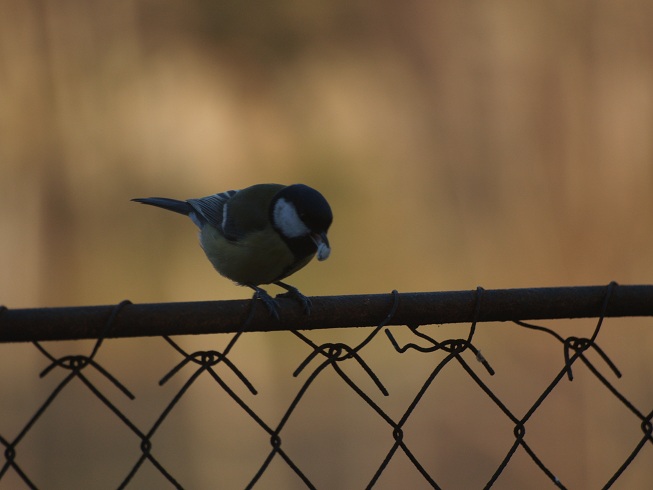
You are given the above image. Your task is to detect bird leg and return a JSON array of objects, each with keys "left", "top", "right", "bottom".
[
  {"left": 248, "top": 285, "right": 280, "bottom": 319},
  {"left": 274, "top": 281, "right": 312, "bottom": 315}
]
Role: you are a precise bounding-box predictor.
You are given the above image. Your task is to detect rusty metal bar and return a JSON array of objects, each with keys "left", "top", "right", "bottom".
[{"left": 1, "top": 284, "right": 652, "bottom": 343}]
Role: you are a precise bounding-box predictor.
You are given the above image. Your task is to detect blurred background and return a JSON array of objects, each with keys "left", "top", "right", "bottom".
[{"left": 1, "top": 0, "right": 653, "bottom": 488}]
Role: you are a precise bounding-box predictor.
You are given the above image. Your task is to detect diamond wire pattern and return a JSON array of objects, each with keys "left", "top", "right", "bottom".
[{"left": 1, "top": 283, "right": 652, "bottom": 489}]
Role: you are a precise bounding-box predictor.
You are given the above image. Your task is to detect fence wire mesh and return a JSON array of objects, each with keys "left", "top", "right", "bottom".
[{"left": 1, "top": 283, "right": 652, "bottom": 489}]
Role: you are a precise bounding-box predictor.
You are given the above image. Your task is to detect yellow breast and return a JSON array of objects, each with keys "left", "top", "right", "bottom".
[{"left": 199, "top": 225, "right": 313, "bottom": 285}]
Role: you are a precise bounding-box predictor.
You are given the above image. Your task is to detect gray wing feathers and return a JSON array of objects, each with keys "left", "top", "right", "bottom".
[
  {"left": 134, "top": 190, "right": 242, "bottom": 238},
  {"left": 187, "top": 190, "right": 238, "bottom": 233}
]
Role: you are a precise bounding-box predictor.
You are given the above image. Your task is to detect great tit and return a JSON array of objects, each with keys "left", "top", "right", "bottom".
[{"left": 132, "top": 183, "right": 332, "bottom": 317}]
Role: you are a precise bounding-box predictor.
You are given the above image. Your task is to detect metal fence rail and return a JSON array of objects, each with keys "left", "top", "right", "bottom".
[{"left": 1, "top": 282, "right": 652, "bottom": 489}]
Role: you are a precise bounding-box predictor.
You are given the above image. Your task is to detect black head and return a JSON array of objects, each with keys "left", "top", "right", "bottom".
[
  {"left": 279, "top": 184, "right": 332, "bottom": 232},
  {"left": 270, "top": 184, "right": 333, "bottom": 260}
]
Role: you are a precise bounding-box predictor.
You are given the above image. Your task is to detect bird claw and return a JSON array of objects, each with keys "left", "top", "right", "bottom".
[
  {"left": 249, "top": 283, "right": 312, "bottom": 318},
  {"left": 252, "top": 289, "right": 280, "bottom": 319},
  {"left": 275, "top": 284, "right": 312, "bottom": 315}
]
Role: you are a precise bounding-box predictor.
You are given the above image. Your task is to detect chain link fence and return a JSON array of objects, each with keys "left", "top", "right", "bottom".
[{"left": 1, "top": 283, "right": 652, "bottom": 489}]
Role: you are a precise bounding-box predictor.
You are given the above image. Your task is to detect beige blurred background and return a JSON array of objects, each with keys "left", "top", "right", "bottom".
[{"left": 1, "top": 1, "right": 653, "bottom": 489}]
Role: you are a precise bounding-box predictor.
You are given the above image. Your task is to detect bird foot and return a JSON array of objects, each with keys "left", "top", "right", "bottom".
[
  {"left": 275, "top": 282, "right": 312, "bottom": 315},
  {"left": 251, "top": 287, "right": 280, "bottom": 319}
]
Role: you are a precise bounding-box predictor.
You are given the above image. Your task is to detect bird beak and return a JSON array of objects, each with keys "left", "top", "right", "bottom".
[{"left": 311, "top": 232, "right": 331, "bottom": 261}]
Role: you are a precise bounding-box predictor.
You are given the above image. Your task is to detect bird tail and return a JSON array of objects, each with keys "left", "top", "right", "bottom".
[{"left": 131, "top": 197, "right": 193, "bottom": 216}]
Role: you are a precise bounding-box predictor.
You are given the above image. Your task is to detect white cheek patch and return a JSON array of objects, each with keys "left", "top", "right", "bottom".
[{"left": 273, "top": 198, "right": 310, "bottom": 238}]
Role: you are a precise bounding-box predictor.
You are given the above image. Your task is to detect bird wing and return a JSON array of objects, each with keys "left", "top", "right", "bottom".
[
  {"left": 188, "top": 184, "right": 285, "bottom": 242},
  {"left": 187, "top": 190, "right": 236, "bottom": 233}
]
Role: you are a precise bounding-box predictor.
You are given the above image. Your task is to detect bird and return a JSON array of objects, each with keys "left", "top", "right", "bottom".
[{"left": 132, "top": 183, "right": 332, "bottom": 317}]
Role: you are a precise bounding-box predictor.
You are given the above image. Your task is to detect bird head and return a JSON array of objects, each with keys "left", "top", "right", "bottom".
[{"left": 271, "top": 184, "right": 332, "bottom": 260}]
